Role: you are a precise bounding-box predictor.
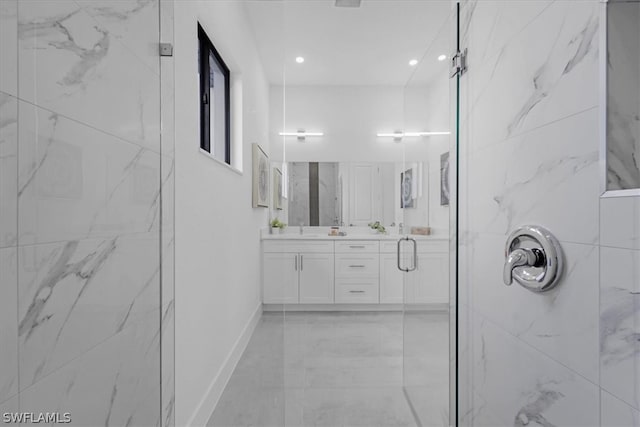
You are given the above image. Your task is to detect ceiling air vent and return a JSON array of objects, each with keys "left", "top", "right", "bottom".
[{"left": 335, "top": 0, "right": 361, "bottom": 7}]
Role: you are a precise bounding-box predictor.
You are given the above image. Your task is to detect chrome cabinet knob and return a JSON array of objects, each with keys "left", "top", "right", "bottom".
[{"left": 503, "top": 225, "right": 563, "bottom": 293}]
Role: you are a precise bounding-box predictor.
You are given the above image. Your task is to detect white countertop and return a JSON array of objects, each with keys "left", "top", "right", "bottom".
[{"left": 261, "top": 233, "right": 448, "bottom": 241}]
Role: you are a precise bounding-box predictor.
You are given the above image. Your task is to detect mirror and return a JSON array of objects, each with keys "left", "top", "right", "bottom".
[
  {"left": 286, "top": 161, "right": 431, "bottom": 228},
  {"left": 606, "top": 0, "right": 640, "bottom": 191}
]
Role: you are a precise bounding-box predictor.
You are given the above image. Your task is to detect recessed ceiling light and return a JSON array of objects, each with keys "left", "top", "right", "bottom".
[
  {"left": 295, "top": 56, "right": 305, "bottom": 64},
  {"left": 438, "top": 54, "right": 447, "bottom": 61},
  {"left": 409, "top": 59, "right": 418, "bottom": 66}
]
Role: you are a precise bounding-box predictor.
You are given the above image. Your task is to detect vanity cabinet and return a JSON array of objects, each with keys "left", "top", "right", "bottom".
[
  {"left": 406, "top": 253, "right": 449, "bottom": 304},
  {"left": 379, "top": 253, "right": 404, "bottom": 303},
  {"left": 299, "top": 253, "right": 334, "bottom": 303},
  {"left": 334, "top": 240, "right": 379, "bottom": 303},
  {"left": 263, "top": 241, "right": 334, "bottom": 304},
  {"left": 263, "top": 253, "right": 300, "bottom": 304},
  {"left": 262, "top": 238, "right": 448, "bottom": 307}
]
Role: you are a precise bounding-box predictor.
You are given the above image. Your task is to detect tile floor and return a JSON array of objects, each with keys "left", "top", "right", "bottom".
[{"left": 208, "top": 311, "right": 449, "bottom": 427}]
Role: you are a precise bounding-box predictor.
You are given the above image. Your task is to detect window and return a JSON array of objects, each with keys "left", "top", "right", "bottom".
[{"left": 198, "top": 24, "right": 231, "bottom": 164}]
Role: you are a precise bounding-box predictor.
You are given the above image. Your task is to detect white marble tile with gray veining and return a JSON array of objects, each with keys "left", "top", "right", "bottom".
[
  {"left": 601, "top": 196, "right": 640, "bottom": 250},
  {"left": 161, "top": 300, "right": 175, "bottom": 427},
  {"left": 19, "top": 310, "right": 161, "bottom": 427},
  {"left": 463, "top": 0, "right": 553, "bottom": 77},
  {"left": 0, "top": 0, "right": 17, "bottom": 97},
  {"left": 601, "top": 246, "right": 640, "bottom": 410},
  {"left": 17, "top": 1, "right": 161, "bottom": 152},
  {"left": 466, "top": 1, "right": 599, "bottom": 149},
  {"left": 76, "top": 0, "right": 160, "bottom": 75},
  {"left": 602, "top": 390, "right": 640, "bottom": 427},
  {"left": 470, "top": 313, "right": 600, "bottom": 426},
  {"left": 0, "top": 93, "right": 17, "bottom": 248},
  {"left": 468, "top": 108, "right": 599, "bottom": 245},
  {"left": 18, "top": 233, "right": 160, "bottom": 390},
  {"left": 18, "top": 101, "right": 161, "bottom": 246},
  {"left": 0, "top": 248, "right": 18, "bottom": 404}
]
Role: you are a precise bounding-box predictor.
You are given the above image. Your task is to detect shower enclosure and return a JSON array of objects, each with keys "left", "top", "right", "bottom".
[
  {"left": 0, "top": 1, "right": 175, "bottom": 425},
  {"left": 456, "top": 0, "right": 639, "bottom": 424}
]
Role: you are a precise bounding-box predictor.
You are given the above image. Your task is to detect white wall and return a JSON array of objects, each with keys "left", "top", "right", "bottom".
[
  {"left": 270, "top": 85, "right": 451, "bottom": 232},
  {"left": 173, "top": 2, "right": 270, "bottom": 425}
]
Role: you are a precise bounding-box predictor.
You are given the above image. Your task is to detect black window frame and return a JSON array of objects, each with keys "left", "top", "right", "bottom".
[{"left": 198, "top": 23, "right": 231, "bottom": 164}]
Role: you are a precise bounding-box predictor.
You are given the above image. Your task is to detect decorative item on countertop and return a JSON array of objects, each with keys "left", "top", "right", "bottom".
[
  {"left": 411, "top": 226, "right": 431, "bottom": 236},
  {"left": 328, "top": 226, "right": 340, "bottom": 236},
  {"left": 368, "top": 221, "right": 386, "bottom": 234},
  {"left": 270, "top": 218, "right": 286, "bottom": 234}
]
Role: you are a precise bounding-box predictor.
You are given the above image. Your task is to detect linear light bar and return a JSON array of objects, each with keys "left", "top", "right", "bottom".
[
  {"left": 376, "top": 131, "right": 450, "bottom": 138},
  {"left": 279, "top": 132, "right": 324, "bottom": 137}
]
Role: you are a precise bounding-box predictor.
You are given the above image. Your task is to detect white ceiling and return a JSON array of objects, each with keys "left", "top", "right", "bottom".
[{"left": 243, "top": 0, "right": 453, "bottom": 86}]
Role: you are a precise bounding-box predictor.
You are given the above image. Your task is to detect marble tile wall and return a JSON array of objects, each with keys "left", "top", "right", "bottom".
[
  {"left": 0, "top": 0, "right": 174, "bottom": 425},
  {"left": 456, "top": 0, "right": 631, "bottom": 425}
]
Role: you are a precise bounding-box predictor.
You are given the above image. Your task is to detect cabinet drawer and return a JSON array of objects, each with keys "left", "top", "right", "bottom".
[
  {"left": 335, "top": 279, "right": 379, "bottom": 303},
  {"left": 335, "top": 254, "right": 379, "bottom": 278},
  {"left": 335, "top": 240, "right": 379, "bottom": 253},
  {"left": 263, "top": 240, "right": 334, "bottom": 253}
]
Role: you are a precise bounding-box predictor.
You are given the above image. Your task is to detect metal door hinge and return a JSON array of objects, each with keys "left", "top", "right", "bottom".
[
  {"left": 450, "top": 48, "right": 467, "bottom": 78},
  {"left": 159, "top": 43, "right": 173, "bottom": 57}
]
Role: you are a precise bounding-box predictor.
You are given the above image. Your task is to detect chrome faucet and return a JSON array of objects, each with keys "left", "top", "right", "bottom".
[{"left": 503, "top": 247, "right": 544, "bottom": 286}]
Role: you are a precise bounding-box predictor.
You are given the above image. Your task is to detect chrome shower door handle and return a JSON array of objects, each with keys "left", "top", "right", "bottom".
[
  {"left": 397, "top": 238, "right": 409, "bottom": 272},
  {"left": 397, "top": 237, "right": 417, "bottom": 272},
  {"left": 407, "top": 238, "right": 417, "bottom": 272},
  {"left": 503, "top": 225, "right": 563, "bottom": 293}
]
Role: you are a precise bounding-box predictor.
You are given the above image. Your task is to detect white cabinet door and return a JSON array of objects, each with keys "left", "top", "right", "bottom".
[
  {"left": 408, "top": 253, "right": 449, "bottom": 304},
  {"left": 263, "top": 253, "right": 299, "bottom": 304},
  {"left": 299, "top": 253, "right": 335, "bottom": 304},
  {"left": 379, "top": 253, "right": 404, "bottom": 303}
]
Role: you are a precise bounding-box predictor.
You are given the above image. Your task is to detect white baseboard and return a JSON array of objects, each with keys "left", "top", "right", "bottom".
[{"left": 187, "top": 302, "right": 263, "bottom": 427}]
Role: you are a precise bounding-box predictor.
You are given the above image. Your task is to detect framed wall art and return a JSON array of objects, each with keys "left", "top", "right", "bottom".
[
  {"left": 273, "top": 167, "right": 283, "bottom": 210},
  {"left": 252, "top": 144, "right": 269, "bottom": 208}
]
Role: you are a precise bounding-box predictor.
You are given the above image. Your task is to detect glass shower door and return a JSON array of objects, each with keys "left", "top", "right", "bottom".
[
  {"left": 0, "top": 1, "right": 173, "bottom": 425},
  {"left": 401, "top": 9, "right": 455, "bottom": 426}
]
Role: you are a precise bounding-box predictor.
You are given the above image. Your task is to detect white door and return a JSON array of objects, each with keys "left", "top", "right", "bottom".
[
  {"left": 298, "top": 253, "right": 334, "bottom": 303},
  {"left": 379, "top": 253, "right": 404, "bottom": 303},
  {"left": 263, "top": 252, "right": 299, "bottom": 304}
]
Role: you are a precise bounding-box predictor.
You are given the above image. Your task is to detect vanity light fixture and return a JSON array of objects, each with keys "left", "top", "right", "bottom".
[
  {"left": 409, "top": 59, "right": 419, "bottom": 66},
  {"left": 376, "top": 131, "right": 450, "bottom": 137},
  {"left": 279, "top": 130, "right": 324, "bottom": 141},
  {"left": 376, "top": 131, "right": 451, "bottom": 141},
  {"left": 438, "top": 54, "right": 447, "bottom": 61},
  {"left": 295, "top": 56, "right": 305, "bottom": 64}
]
